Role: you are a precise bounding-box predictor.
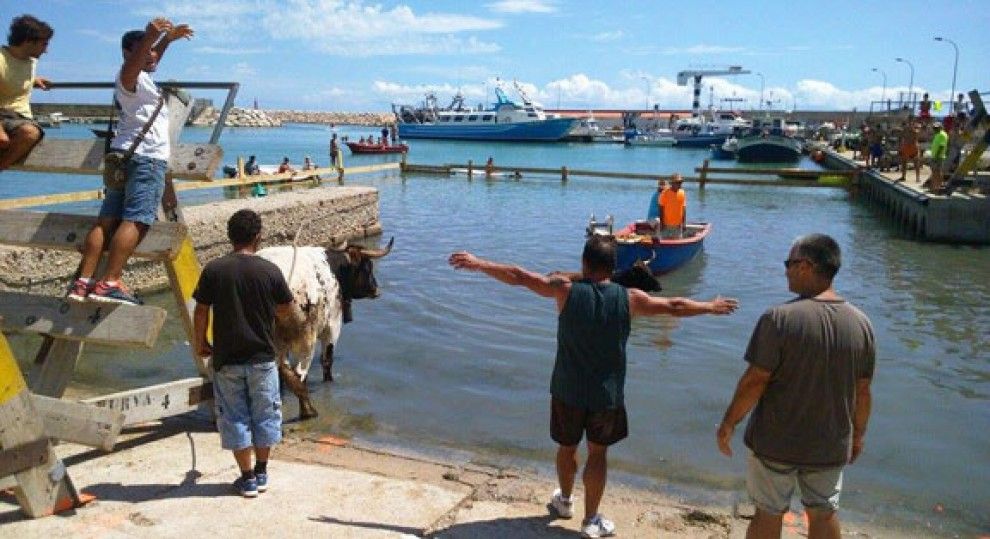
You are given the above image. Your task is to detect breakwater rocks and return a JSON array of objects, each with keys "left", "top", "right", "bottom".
[
  {"left": 0, "top": 186, "right": 382, "bottom": 297},
  {"left": 266, "top": 110, "right": 394, "bottom": 126},
  {"left": 190, "top": 106, "right": 283, "bottom": 127}
]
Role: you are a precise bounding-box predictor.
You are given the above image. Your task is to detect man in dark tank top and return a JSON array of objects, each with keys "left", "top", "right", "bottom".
[{"left": 450, "top": 236, "right": 737, "bottom": 538}]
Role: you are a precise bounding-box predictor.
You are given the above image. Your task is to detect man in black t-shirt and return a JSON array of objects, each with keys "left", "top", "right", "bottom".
[{"left": 193, "top": 209, "right": 295, "bottom": 498}]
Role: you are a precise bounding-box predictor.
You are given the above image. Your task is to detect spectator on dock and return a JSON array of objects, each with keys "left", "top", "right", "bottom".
[
  {"left": 0, "top": 14, "right": 53, "bottom": 171},
  {"left": 277, "top": 156, "right": 295, "bottom": 174},
  {"left": 919, "top": 93, "right": 932, "bottom": 123},
  {"left": 70, "top": 18, "right": 193, "bottom": 305},
  {"left": 928, "top": 123, "right": 948, "bottom": 193},
  {"left": 302, "top": 155, "right": 315, "bottom": 170},
  {"left": 659, "top": 174, "right": 686, "bottom": 237},
  {"left": 193, "top": 209, "right": 300, "bottom": 498},
  {"left": 717, "top": 233, "right": 875, "bottom": 539},
  {"left": 953, "top": 93, "right": 968, "bottom": 115},
  {"left": 329, "top": 133, "right": 339, "bottom": 166},
  {"left": 485, "top": 156, "right": 495, "bottom": 177},
  {"left": 381, "top": 126, "right": 389, "bottom": 146},
  {"left": 867, "top": 127, "right": 883, "bottom": 169},
  {"left": 449, "top": 237, "right": 737, "bottom": 539},
  {"left": 898, "top": 119, "right": 921, "bottom": 183}
]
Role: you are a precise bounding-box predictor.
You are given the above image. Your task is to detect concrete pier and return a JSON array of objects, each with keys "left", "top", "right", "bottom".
[{"left": 824, "top": 151, "right": 990, "bottom": 243}]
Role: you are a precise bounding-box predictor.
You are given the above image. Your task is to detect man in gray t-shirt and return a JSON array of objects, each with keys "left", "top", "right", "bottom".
[{"left": 717, "top": 233, "right": 874, "bottom": 539}]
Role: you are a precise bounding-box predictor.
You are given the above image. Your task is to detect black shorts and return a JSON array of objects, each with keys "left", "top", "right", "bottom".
[{"left": 551, "top": 397, "right": 628, "bottom": 447}]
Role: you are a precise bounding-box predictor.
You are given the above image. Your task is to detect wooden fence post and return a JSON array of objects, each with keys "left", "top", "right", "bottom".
[
  {"left": 699, "top": 159, "right": 709, "bottom": 191},
  {"left": 561, "top": 166, "right": 568, "bottom": 183},
  {"left": 467, "top": 159, "right": 473, "bottom": 178}
]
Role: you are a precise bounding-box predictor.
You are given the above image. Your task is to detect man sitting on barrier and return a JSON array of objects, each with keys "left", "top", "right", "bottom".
[
  {"left": 0, "top": 14, "right": 52, "bottom": 171},
  {"left": 69, "top": 18, "right": 193, "bottom": 305}
]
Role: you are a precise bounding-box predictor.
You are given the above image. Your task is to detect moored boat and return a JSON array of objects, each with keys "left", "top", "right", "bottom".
[
  {"left": 345, "top": 141, "right": 409, "bottom": 154},
  {"left": 392, "top": 81, "right": 577, "bottom": 142},
  {"left": 710, "top": 137, "right": 738, "bottom": 159},
  {"left": 587, "top": 216, "right": 710, "bottom": 274},
  {"left": 626, "top": 132, "right": 677, "bottom": 147}
]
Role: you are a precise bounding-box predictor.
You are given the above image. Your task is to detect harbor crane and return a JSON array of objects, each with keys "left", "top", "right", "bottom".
[{"left": 676, "top": 65, "right": 750, "bottom": 118}]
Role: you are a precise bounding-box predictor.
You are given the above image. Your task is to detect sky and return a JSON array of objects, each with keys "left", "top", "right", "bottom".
[{"left": 13, "top": 0, "right": 990, "bottom": 113}]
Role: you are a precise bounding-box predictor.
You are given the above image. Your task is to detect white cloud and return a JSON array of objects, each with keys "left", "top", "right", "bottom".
[
  {"left": 76, "top": 29, "right": 119, "bottom": 44},
  {"left": 145, "top": 0, "right": 503, "bottom": 56},
  {"left": 661, "top": 44, "right": 747, "bottom": 55},
  {"left": 486, "top": 0, "right": 557, "bottom": 13},
  {"left": 591, "top": 31, "right": 623, "bottom": 43},
  {"left": 195, "top": 46, "right": 270, "bottom": 55}
]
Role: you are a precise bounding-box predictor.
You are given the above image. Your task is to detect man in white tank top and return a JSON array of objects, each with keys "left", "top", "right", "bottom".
[{"left": 69, "top": 18, "right": 193, "bottom": 305}]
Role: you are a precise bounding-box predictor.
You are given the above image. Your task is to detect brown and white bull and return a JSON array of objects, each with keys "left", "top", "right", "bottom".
[{"left": 257, "top": 237, "right": 393, "bottom": 419}]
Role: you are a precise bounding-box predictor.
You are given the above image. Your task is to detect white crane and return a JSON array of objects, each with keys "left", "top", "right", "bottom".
[{"left": 676, "top": 66, "right": 751, "bottom": 119}]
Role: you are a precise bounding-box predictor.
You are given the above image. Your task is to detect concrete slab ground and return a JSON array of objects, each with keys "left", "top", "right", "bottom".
[{"left": 0, "top": 416, "right": 927, "bottom": 538}]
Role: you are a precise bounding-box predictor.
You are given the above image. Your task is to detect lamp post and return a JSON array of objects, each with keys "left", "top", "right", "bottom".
[
  {"left": 756, "top": 72, "right": 765, "bottom": 111},
  {"left": 895, "top": 57, "right": 915, "bottom": 109},
  {"left": 871, "top": 67, "right": 887, "bottom": 110},
  {"left": 934, "top": 36, "right": 959, "bottom": 108},
  {"left": 641, "top": 76, "right": 650, "bottom": 111}
]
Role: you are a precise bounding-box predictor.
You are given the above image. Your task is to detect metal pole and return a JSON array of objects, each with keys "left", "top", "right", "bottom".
[
  {"left": 896, "top": 57, "right": 915, "bottom": 109},
  {"left": 872, "top": 67, "right": 887, "bottom": 109},
  {"left": 756, "top": 72, "right": 765, "bottom": 111},
  {"left": 934, "top": 36, "right": 959, "bottom": 109}
]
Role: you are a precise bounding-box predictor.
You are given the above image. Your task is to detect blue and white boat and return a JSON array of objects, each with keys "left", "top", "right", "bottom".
[{"left": 392, "top": 82, "right": 577, "bottom": 142}]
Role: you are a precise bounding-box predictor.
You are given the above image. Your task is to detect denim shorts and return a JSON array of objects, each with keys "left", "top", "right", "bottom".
[
  {"left": 747, "top": 452, "right": 843, "bottom": 514},
  {"left": 99, "top": 153, "right": 166, "bottom": 226},
  {"left": 213, "top": 362, "right": 283, "bottom": 450}
]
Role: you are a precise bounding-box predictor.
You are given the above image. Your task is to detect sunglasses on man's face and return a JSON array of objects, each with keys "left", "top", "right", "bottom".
[{"left": 783, "top": 258, "right": 808, "bottom": 269}]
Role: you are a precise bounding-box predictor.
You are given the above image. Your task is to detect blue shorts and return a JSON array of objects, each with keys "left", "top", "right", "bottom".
[
  {"left": 98, "top": 153, "right": 167, "bottom": 226},
  {"left": 213, "top": 362, "right": 283, "bottom": 450},
  {"left": 747, "top": 453, "right": 843, "bottom": 514}
]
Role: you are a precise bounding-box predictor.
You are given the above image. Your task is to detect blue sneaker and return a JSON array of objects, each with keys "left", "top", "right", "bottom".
[
  {"left": 233, "top": 475, "right": 258, "bottom": 498},
  {"left": 89, "top": 280, "right": 143, "bottom": 305},
  {"left": 255, "top": 472, "right": 268, "bottom": 493}
]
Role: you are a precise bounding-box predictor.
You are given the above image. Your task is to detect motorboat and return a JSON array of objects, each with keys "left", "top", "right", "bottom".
[
  {"left": 587, "top": 215, "right": 710, "bottom": 274},
  {"left": 345, "top": 141, "right": 409, "bottom": 154},
  {"left": 735, "top": 118, "right": 803, "bottom": 163},
  {"left": 626, "top": 132, "right": 677, "bottom": 147},
  {"left": 392, "top": 81, "right": 577, "bottom": 142},
  {"left": 710, "top": 136, "right": 738, "bottom": 159}
]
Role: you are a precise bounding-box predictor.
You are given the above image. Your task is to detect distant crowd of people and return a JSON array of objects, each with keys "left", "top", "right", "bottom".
[{"left": 853, "top": 92, "right": 976, "bottom": 194}]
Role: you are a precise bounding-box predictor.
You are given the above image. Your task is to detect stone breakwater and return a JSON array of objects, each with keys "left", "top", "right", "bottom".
[
  {"left": 265, "top": 110, "right": 394, "bottom": 126},
  {"left": 190, "top": 106, "right": 283, "bottom": 127},
  {"left": 0, "top": 186, "right": 382, "bottom": 297}
]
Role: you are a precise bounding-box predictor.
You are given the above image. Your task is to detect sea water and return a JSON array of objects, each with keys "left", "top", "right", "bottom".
[{"left": 4, "top": 123, "right": 987, "bottom": 535}]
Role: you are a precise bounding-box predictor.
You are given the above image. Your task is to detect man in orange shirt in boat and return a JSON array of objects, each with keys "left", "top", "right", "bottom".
[{"left": 658, "top": 174, "right": 686, "bottom": 238}]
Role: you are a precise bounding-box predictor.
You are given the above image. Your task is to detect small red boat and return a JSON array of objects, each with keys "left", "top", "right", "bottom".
[{"left": 345, "top": 141, "right": 409, "bottom": 154}]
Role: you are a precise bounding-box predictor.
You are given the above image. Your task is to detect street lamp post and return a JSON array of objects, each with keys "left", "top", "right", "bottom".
[
  {"left": 641, "top": 76, "right": 650, "bottom": 111},
  {"left": 871, "top": 67, "right": 887, "bottom": 110},
  {"left": 934, "top": 36, "right": 959, "bottom": 108},
  {"left": 756, "top": 72, "right": 765, "bottom": 111},
  {"left": 895, "top": 57, "right": 915, "bottom": 110}
]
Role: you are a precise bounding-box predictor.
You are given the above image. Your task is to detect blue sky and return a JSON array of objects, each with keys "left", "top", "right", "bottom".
[{"left": 15, "top": 0, "right": 990, "bottom": 112}]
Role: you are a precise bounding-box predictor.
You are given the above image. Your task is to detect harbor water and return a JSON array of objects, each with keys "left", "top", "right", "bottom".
[{"left": 4, "top": 124, "right": 988, "bottom": 536}]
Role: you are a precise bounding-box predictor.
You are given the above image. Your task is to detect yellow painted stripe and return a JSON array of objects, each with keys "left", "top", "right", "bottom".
[
  {"left": 170, "top": 236, "right": 212, "bottom": 339},
  {"left": 0, "top": 333, "right": 27, "bottom": 405}
]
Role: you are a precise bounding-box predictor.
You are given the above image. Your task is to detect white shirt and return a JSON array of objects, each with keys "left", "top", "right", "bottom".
[{"left": 111, "top": 70, "right": 170, "bottom": 161}]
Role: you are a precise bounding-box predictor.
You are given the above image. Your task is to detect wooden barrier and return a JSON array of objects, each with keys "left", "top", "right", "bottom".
[
  {"left": 11, "top": 139, "right": 223, "bottom": 181},
  {"left": 404, "top": 161, "right": 853, "bottom": 189}
]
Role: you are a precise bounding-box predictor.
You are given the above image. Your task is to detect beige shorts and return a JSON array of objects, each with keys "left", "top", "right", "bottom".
[{"left": 747, "top": 453, "right": 843, "bottom": 514}]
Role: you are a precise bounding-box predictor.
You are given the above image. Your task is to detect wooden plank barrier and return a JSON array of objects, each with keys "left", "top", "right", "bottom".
[
  {"left": 82, "top": 377, "right": 212, "bottom": 426},
  {"left": 31, "top": 394, "right": 125, "bottom": 451},
  {"left": 0, "top": 210, "right": 187, "bottom": 260},
  {"left": 11, "top": 139, "right": 223, "bottom": 181},
  {"left": 0, "top": 327, "right": 79, "bottom": 517},
  {"left": 0, "top": 292, "right": 167, "bottom": 348}
]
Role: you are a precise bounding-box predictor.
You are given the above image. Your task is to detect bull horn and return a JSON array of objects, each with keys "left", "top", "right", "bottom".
[
  {"left": 359, "top": 236, "right": 394, "bottom": 259},
  {"left": 327, "top": 236, "right": 349, "bottom": 252}
]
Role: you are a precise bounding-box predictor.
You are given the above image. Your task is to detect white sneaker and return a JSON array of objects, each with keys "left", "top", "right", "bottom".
[
  {"left": 581, "top": 514, "right": 616, "bottom": 538},
  {"left": 548, "top": 488, "right": 574, "bottom": 519}
]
